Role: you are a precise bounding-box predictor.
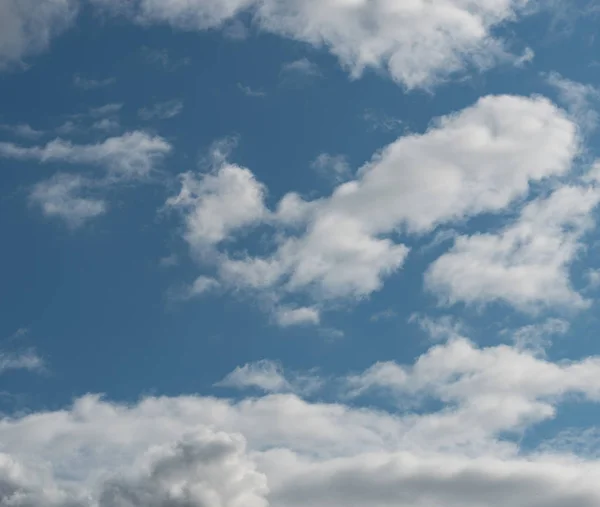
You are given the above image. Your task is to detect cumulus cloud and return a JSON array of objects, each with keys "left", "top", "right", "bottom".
[
  {"left": 426, "top": 183, "right": 600, "bottom": 312},
  {"left": 0, "top": 0, "right": 78, "bottom": 70},
  {"left": 169, "top": 95, "right": 580, "bottom": 319},
  {"left": 91, "top": 0, "right": 537, "bottom": 89},
  {"left": 4, "top": 333, "right": 600, "bottom": 506},
  {"left": 0, "top": 131, "right": 171, "bottom": 179},
  {"left": 216, "top": 360, "right": 291, "bottom": 393},
  {"left": 98, "top": 429, "right": 268, "bottom": 507},
  {"left": 29, "top": 173, "right": 107, "bottom": 228},
  {"left": 166, "top": 163, "right": 268, "bottom": 252}
]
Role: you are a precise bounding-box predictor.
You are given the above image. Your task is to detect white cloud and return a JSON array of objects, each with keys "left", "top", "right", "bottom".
[
  {"left": 216, "top": 360, "right": 323, "bottom": 395},
  {"left": 97, "top": 429, "right": 269, "bottom": 507},
  {"left": 170, "top": 95, "right": 578, "bottom": 315},
  {"left": 73, "top": 75, "right": 116, "bottom": 89},
  {"left": 187, "top": 276, "right": 221, "bottom": 297},
  {"left": 138, "top": 99, "right": 184, "bottom": 120},
  {"left": 0, "top": 131, "right": 171, "bottom": 179},
  {"left": 507, "top": 318, "right": 570, "bottom": 356},
  {"left": 216, "top": 360, "right": 290, "bottom": 392},
  {"left": 311, "top": 154, "right": 351, "bottom": 184},
  {"left": 281, "top": 58, "right": 320, "bottom": 77},
  {"left": 0, "top": 349, "right": 44, "bottom": 374},
  {"left": 88, "top": 103, "right": 122, "bottom": 118},
  {"left": 29, "top": 173, "right": 107, "bottom": 228},
  {"left": 238, "top": 83, "right": 266, "bottom": 97},
  {"left": 0, "top": 123, "right": 44, "bottom": 139},
  {"left": 92, "top": 0, "right": 537, "bottom": 89},
  {"left": 0, "top": 0, "right": 78, "bottom": 70},
  {"left": 5, "top": 334, "right": 600, "bottom": 506},
  {"left": 91, "top": 118, "right": 120, "bottom": 132},
  {"left": 546, "top": 71, "right": 600, "bottom": 133},
  {"left": 166, "top": 163, "right": 268, "bottom": 252},
  {"left": 426, "top": 183, "right": 600, "bottom": 312},
  {"left": 587, "top": 268, "right": 600, "bottom": 289},
  {"left": 275, "top": 306, "right": 320, "bottom": 327},
  {"left": 345, "top": 336, "right": 600, "bottom": 441}
]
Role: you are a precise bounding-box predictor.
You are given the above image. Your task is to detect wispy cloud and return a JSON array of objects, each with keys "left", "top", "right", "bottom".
[
  {"left": 0, "top": 123, "right": 44, "bottom": 139},
  {"left": 237, "top": 83, "right": 266, "bottom": 97},
  {"left": 138, "top": 99, "right": 183, "bottom": 120},
  {"left": 73, "top": 75, "right": 116, "bottom": 90}
]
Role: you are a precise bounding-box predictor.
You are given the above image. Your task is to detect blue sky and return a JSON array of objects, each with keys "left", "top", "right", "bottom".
[{"left": 3, "top": 1, "right": 600, "bottom": 506}]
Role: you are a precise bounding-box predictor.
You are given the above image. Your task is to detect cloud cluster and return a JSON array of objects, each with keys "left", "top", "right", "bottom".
[
  {"left": 4, "top": 330, "right": 600, "bottom": 506},
  {"left": 168, "top": 94, "right": 588, "bottom": 322},
  {"left": 1, "top": 131, "right": 171, "bottom": 227}
]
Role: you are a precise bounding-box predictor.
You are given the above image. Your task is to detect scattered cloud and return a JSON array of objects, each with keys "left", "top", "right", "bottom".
[
  {"left": 0, "top": 131, "right": 171, "bottom": 179},
  {"left": 546, "top": 71, "right": 600, "bottom": 133},
  {"left": 362, "top": 109, "right": 403, "bottom": 133},
  {"left": 90, "top": 0, "right": 537, "bottom": 89},
  {"left": 0, "top": 348, "right": 43, "bottom": 374},
  {"left": 370, "top": 309, "right": 397, "bottom": 322},
  {"left": 311, "top": 154, "right": 352, "bottom": 184},
  {"left": 506, "top": 318, "right": 570, "bottom": 357},
  {"left": 158, "top": 254, "right": 178, "bottom": 268},
  {"left": 0, "top": 0, "right": 78, "bottom": 71},
  {"left": 138, "top": 99, "right": 184, "bottom": 120},
  {"left": 88, "top": 103, "right": 122, "bottom": 118},
  {"left": 5, "top": 333, "right": 600, "bottom": 506},
  {"left": 29, "top": 173, "right": 107, "bottom": 228},
  {"left": 216, "top": 359, "right": 323, "bottom": 395},
  {"left": 140, "top": 46, "right": 191, "bottom": 70},
  {"left": 91, "top": 118, "right": 120, "bottom": 132},
  {"left": 0, "top": 123, "right": 44, "bottom": 139},
  {"left": 275, "top": 306, "right": 320, "bottom": 327},
  {"left": 238, "top": 83, "right": 266, "bottom": 97},
  {"left": 280, "top": 58, "right": 321, "bottom": 86},
  {"left": 169, "top": 95, "right": 579, "bottom": 322},
  {"left": 166, "top": 161, "right": 268, "bottom": 252},
  {"left": 587, "top": 268, "right": 600, "bottom": 289},
  {"left": 409, "top": 314, "right": 465, "bottom": 342},
  {"left": 223, "top": 19, "right": 249, "bottom": 41},
  {"left": 426, "top": 182, "right": 600, "bottom": 312},
  {"left": 216, "top": 360, "right": 290, "bottom": 393},
  {"left": 73, "top": 74, "right": 116, "bottom": 90}
]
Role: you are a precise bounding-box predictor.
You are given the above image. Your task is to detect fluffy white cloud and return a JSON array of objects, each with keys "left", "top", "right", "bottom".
[
  {"left": 275, "top": 306, "right": 320, "bottom": 327},
  {"left": 166, "top": 163, "right": 268, "bottom": 251},
  {"left": 92, "top": 0, "right": 537, "bottom": 89},
  {"left": 0, "top": 0, "right": 78, "bottom": 70},
  {"left": 171, "top": 94, "right": 579, "bottom": 315},
  {"left": 97, "top": 429, "right": 268, "bottom": 507},
  {"left": 426, "top": 183, "right": 600, "bottom": 311},
  {"left": 0, "top": 131, "right": 171, "bottom": 179},
  {"left": 29, "top": 174, "right": 107, "bottom": 228},
  {"left": 4, "top": 334, "right": 600, "bottom": 506},
  {"left": 216, "top": 360, "right": 291, "bottom": 392}
]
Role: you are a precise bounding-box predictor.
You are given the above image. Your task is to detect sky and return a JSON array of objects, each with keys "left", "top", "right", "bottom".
[{"left": 4, "top": 0, "right": 600, "bottom": 506}]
